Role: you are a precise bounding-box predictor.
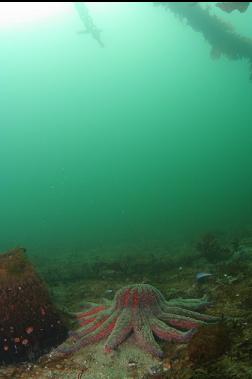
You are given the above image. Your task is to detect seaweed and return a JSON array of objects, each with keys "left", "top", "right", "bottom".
[{"left": 155, "top": 2, "right": 252, "bottom": 79}]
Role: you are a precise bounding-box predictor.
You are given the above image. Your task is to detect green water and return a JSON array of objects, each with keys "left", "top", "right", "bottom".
[{"left": 1, "top": 2, "right": 252, "bottom": 259}]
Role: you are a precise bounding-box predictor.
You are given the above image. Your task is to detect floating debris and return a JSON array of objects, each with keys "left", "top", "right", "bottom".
[
  {"left": 73, "top": 2, "right": 104, "bottom": 47},
  {"left": 147, "top": 363, "right": 163, "bottom": 376},
  {"left": 216, "top": 2, "right": 250, "bottom": 13},
  {"left": 128, "top": 359, "right": 138, "bottom": 368},
  {"left": 196, "top": 272, "right": 213, "bottom": 283},
  {"left": 156, "top": 2, "right": 252, "bottom": 80}
]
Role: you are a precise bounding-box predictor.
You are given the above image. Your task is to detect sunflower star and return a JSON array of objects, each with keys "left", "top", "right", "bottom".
[{"left": 58, "top": 284, "right": 219, "bottom": 357}]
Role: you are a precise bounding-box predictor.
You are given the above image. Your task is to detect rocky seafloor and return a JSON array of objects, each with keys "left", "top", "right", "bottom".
[{"left": 1, "top": 233, "right": 252, "bottom": 378}]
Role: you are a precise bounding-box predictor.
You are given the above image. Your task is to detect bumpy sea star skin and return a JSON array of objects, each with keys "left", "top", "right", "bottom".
[{"left": 58, "top": 284, "right": 219, "bottom": 358}]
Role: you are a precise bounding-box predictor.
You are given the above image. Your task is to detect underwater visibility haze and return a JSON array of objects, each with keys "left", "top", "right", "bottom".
[
  {"left": 1, "top": 2, "right": 252, "bottom": 257},
  {"left": 1, "top": 2, "right": 252, "bottom": 378}
]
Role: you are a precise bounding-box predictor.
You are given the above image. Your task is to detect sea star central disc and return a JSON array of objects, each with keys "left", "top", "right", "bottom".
[{"left": 58, "top": 284, "right": 218, "bottom": 357}]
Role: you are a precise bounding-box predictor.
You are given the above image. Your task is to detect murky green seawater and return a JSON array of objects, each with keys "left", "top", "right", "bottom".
[{"left": 1, "top": 2, "right": 252, "bottom": 259}]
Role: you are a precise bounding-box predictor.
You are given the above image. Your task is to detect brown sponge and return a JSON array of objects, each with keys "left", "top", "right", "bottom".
[{"left": 0, "top": 248, "right": 68, "bottom": 364}]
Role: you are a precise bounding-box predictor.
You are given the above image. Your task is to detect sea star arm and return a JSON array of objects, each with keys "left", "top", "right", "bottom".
[
  {"left": 133, "top": 310, "right": 164, "bottom": 357},
  {"left": 165, "top": 297, "right": 210, "bottom": 310},
  {"left": 162, "top": 306, "right": 219, "bottom": 322},
  {"left": 75, "top": 309, "right": 118, "bottom": 338},
  {"left": 70, "top": 314, "right": 110, "bottom": 340},
  {"left": 151, "top": 318, "right": 195, "bottom": 342},
  {"left": 57, "top": 311, "right": 119, "bottom": 354},
  {"left": 74, "top": 305, "right": 107, "bottom": 320},
  {"left": 77, "top": 307, "right": 112, "bottom": 327},
  {"left": 105, "top": 309, "right": 132, "bottom": 352},
  {"left": 158, "top": 312, "right": 207, "bottom": 329}
]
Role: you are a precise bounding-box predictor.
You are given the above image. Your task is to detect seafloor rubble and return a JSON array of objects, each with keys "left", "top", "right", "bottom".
[{"left": 1, "top": 232, "right": 252, "bottom": 378}]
